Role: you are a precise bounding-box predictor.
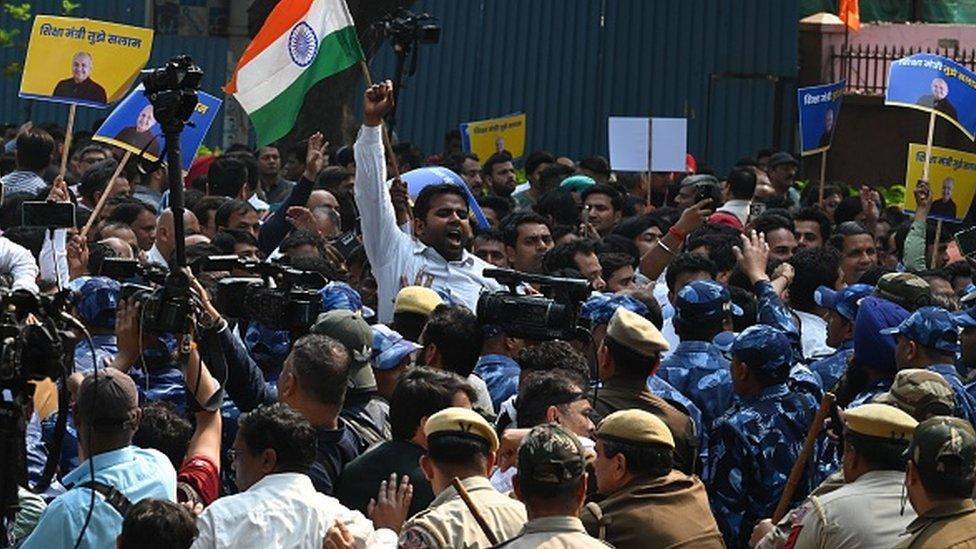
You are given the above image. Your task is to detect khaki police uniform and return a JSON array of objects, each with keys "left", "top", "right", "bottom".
[
  {"left": 581, "top": 409, "right": 723, "bottom": 548},
  {"left": 398, "top": 407, "right": 526, "bottom": 548}
]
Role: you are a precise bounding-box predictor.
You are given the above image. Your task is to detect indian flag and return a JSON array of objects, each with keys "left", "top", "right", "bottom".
[{"left": 226, "top": 0, "right": 364, "bottom": 146}]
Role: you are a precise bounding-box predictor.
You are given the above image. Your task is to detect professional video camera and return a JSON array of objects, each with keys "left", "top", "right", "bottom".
[
  {"left": 0, "top": 290, "right": 80, "bottom": 542},
  {"left": 142, "top": 54, "right": 203, "bottom": 133},
  {"left": 373, "top": 8, "right": 441, "bottom": 130},
  {"left": 199, "top": 256, "right": 328, "bottom": 332},
  {"left": 477, "top": 268, "right": 592, "bottom": 341},
  {"left": 96, "top": 257, "right": 191, "bottom": 335}
]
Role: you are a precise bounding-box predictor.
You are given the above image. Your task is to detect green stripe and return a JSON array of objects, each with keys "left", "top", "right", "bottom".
[{"left": 250, "top": 25, "right": 364, "bottom": 146}]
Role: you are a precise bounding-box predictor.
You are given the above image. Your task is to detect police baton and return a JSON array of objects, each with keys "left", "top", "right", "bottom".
[
  {"left": 771, "top": 392, "right": 836, "bottom": 523},
  {"left": 451, "top": 477, "right": 500, "bottom": 545}
]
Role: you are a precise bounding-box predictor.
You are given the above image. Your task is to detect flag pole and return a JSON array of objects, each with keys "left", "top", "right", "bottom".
[
  {"left": 59, "top": 104, "right": 77, "bottom": 178},
  {"left": 922, "top": 111, "right": 942, "bottom": 268},
  {"left": 81, "top": 150, "right": 131, "bottom": 240},
  {"left": 818, "top": 150, "right": 827, "bottom": 207},
  {"left": 360, "top": 60, "right": 402, "bottom": 180}
]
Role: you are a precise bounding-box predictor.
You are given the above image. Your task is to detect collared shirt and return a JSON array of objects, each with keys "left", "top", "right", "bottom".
[
  {"left": 500, "top": 516, "right": 609, "bottom": 548},
  {"left": 474, "top": 353, "right": 521, "bottom": 411},
  {"left": 717, "top": 199, "right": 751, "bottom": 226},
  {"left": 74, "top": 334, "right": 118, "bottom": 373},
  {"left": 790, "top": 469, "right": 916, "bottom": 549},
  {"left": 809, "top": 340, "right": 853, "bottom": 392},
  {"left": 928, "top": 363, "right": 976, "bottom": 426},
  {"left": 0, "top": 236, "right": 40, "bottom": 292},
  {"left": 1, "top": 170, "right": 46, "bottom": 197},
  {"left": 192, "top": 472, "right": 396, "bottom": 549},
  {"left": 21, "top": 446, "right": 176, "bottom": 549},
  {"left": 895, "top": 498, "right": 976, "bottom": 549},
  {"left": 849, "top": 377, "right": 893, "bottom": 408},
  {"left": 147, "top": 244, "right": 168, "bottom": 267},
  {"left": 794, "top": 309, "right": 835, "bottom": 361},
  {"left": 261, "top": 177, "right": 296, "bottom": 206},
  {"left": 707, "top": 383, "right": 818, "bottom": 548},
  {"left": 659, "top": 339, "right": 735, "bottom": 431},
  {"left": 354, "top": 125, "right": 501, "bottom": 322}
]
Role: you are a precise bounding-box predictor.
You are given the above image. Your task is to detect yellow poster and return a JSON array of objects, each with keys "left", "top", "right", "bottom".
[
  {"left": 19, "top": 15, "right": 153, "bottom": 108},
  {"left": 904, "top": 143, "right": 976, "bottom": 222},
  {"left": 462, "top": 113, "right": 526, "bottom": 161}
]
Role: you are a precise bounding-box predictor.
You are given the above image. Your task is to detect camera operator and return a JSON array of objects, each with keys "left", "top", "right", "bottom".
[
  {"left": 20, "top": 368, "right": 177, "bottom": 548},
  {"left": 354, "top": 81, "right": 501, "bottom": 322}
]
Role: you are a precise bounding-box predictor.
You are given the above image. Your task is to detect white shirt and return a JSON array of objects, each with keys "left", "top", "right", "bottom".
[
  {"left": 192, "top": 472, "right": 395, "bottom": 549},
  {"left": 0, "top": 236, "right": 39, "bottom": 292},
  {"left": 717, "top": 199, "right": 751, "bottom": 226},
  {"left": 40, "top": 229, "right": 69, "bottom": 288},
  {"left": 795, "top": 309, "right": 835, "bottom": 361},
  {"left": 354, "top": 125, "right": 501, "bottom": 322},
  {"left": 147, "top": 244, "right": 167, "bottom": 267}
]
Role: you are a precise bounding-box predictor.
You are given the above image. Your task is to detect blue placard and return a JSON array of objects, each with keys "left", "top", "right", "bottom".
[
  {"left": 93, "top": 84, "right": 222, "bottom": 171},
  {"left": 886, "top": 53, "right": 976, "bottom": 140},
  {"left": 798, "top": 80, "right": 845, "bottom": 156}
]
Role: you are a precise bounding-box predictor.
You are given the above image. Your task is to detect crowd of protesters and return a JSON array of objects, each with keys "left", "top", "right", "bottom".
[{"left": 2, "top": 80, "right": 976, "bottom": 549}]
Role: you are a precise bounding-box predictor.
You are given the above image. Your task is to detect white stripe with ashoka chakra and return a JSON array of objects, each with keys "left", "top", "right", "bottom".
[{"left": 234, "top": 0, "right": 354, "bottom": 114}]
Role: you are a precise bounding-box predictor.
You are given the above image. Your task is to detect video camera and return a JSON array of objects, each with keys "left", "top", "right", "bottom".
[
  {"left": 96, "top": 257, "right": 192, "bottom": 335},
  {"left": 477, "top": 268, "right": 591, "bottom": 341},
  {"left": 199, "top": 256, "right": 327, "bottom": 332},
  {"left": 376, "top": 8, "right": 440, "bottom": 48},
  {"left": 0, "top": 289, "right": 79, "bottom": 540}
]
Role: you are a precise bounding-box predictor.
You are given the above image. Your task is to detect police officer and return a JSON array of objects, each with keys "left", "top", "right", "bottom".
[
  {"left": 591, "top": 307, "right": 701, "bottom": 474},
  {"left": 751, "top": 368, "right": 957, "bottom": 549},
  {"left": 843, "top": 296, "right": 909, "bottom": 408},
  {"left": 809, "top": 283, "right": 874, "bottom": 391},
  {"left": 399, "top": 407, "right": 527, "bottom": 548},
  {"left": 896, "top": 416, "right": 976, "bottom": 548},
  {"left": 495, "top": 423, "right": 608, "bottom": 548},
  {"left": 658, "top": 280, "right": 738, "bottom": 431},
  {"left": 706, "top": 323, "right": 818, "bottom": 548},
  {"left": 789, "top": 403, "right": 918, "bottom": 548},
  {"left": 882, "top": 306, "right": 976, "bottom": 425},
  {"left": 582, "top": 410, "right": 722, "bottom": 548}
]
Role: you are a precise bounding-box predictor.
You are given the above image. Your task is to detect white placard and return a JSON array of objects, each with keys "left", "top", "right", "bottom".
[{"left": 608, "top": 116, "right": 687, "bottom": 172}]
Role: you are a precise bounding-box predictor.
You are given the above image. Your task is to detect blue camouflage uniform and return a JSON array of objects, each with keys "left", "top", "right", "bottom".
[
  {"left": 845, "top": 296, "right": 909, "bottom": 408},
  {"left": 755, "top": 280, "right": 824, "bottom": 400},
  {"left": 882, "top": 306, "right": 976, "bottom": 426},
  {"left": 658, "top": 280, "right": 738, "bottom": 431},
  {"left": 808, "top": 284, "right": 874, "bottom": 391},
  {"left": 952, "top": 306, "right": 976, "bottom": 400},
  {"left": 706, "top": 284, "right": 819, "bottom": 548}
]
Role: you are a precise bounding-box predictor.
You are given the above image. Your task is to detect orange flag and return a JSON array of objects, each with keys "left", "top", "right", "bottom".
[{"left": 839, "top": 0, "right": 860, "bottom": 31}]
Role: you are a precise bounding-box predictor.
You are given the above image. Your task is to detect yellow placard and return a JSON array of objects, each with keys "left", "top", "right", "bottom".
[
  {"left": 463, "top": 113, "right": 527, "bottom": 161},
  {"left": 904, "top": 143, "right": 976, "bottom": 222},
  {"left": 19, "top": 15, "right": 153, "bottom": 108}
]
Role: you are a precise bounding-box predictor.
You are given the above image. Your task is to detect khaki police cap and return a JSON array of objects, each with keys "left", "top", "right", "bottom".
[
  {"left": 424, "top": 406, "right": 499, "bottom": 452},
  {"left": 843, "top": 403, "right": 918, "bottom": 441},
  {"left": 596, "top": 409, "right": 674, "bottom": 449},
  {"left": 606, "top": 307, "right": 669, "bottom": 356},
  {"left": 874, "top": 368, "right": 955, "bottom": 421},
  {"left": 394, "top": 286, "right": 443, "bottom": 316}
]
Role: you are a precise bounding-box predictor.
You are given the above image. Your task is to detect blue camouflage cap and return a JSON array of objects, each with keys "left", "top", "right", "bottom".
[
  {"left": 730, "top": 325, "right": 793, "bottom": 379},
  {"left": 580, "top": 293, "right": 649, "bottom": 326},
  {"left": 880, "top": 306, "right": 960, "bottom": 354},
  {"left": 814, "top": 283, "right": 874, "bottom": 321},
  {"left": 674, "top": 280, "right": 742, "bottom": 324},
  {"left": 75, "top": 277, "right": 121, "bottom": 329},
  {"left": 953, "top": 305, "right": 976, "bottom": 329},
  {"left": 320, "top": 281, "right": 363, "bottom": 312},
  {"left": 371, "top": 324, "right": 420, "bottom": 371}
]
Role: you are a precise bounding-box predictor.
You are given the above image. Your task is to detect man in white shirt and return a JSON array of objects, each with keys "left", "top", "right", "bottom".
[
  {"left": 147, "top": 208, "right": 200, "bottom": 267},
  {"left": 716, "top": 166, "right": 757, "bottom": 226},
  {"left": 192, "top": 403, "right": 397, "bottom": 549},
  {"left": 354, "top": 81, "right": 501, "bottom": 322}
]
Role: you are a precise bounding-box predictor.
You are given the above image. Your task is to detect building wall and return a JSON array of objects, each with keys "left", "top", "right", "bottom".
[{"left": 366, "top": 0, "right": 800, "bottom": 174}]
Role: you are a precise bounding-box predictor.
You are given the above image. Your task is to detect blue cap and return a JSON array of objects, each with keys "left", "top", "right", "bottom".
[
  {"left": 712, "top": 330, "right": 736, "bottom": 353},
  {"left": 319, "top": 281, "right": 363, "bottom": 313},
  {"left": 580, "top": 294, "right": 649, "bottom": 326},
  {"left": 75, "top": 277, "right": 121, "bottom": 329},
  {"left": 730, "top": 325, "right": 793, "bottom": 379},
  {"left": 854, "top": 296, "right": 909, "bottom": 375},
  {"left": 814, "top": 283, "right": 874, "bottom": 321},
  {"left": 674, "top": 280, "right": 742, "bottom": 324},
  {"left": 953, "top": 305, "right": 976, "bottom": 329},
  {"left": 371, "top": 324, "right": 420, "bottom": 371},
  {"left": 880, "top": 306, "right": 960, "bottom": 354}
]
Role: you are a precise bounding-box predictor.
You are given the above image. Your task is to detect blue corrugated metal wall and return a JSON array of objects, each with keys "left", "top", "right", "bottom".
[
  {"left": 0, "top": 1, "right": 227, "bottom": 148},
  {"left": 367, "top": 0, "right": 798, "bottom": 174}
]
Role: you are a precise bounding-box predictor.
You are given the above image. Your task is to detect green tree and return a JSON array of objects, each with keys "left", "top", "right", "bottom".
[{"left": 1, "top": 0, "right": 80, "bottom": 73}]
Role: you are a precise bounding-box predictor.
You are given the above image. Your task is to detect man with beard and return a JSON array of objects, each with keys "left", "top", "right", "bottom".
[{"left": 354, "top": 81, "right": 501, "bottom": 322}]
